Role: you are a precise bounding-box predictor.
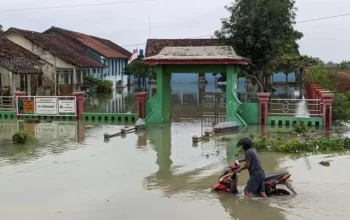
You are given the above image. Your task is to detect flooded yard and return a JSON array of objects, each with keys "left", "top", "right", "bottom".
[{"left": 0, "top": 121, "right": 349, "bottom": 220}]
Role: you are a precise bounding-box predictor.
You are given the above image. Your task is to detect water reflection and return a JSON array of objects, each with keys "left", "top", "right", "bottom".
[
  {"left": 142, "top": 124, "right": 291, "bottom": 220},
  {"left": 0, "top": 121, "right": 86, "bottom": 166}
]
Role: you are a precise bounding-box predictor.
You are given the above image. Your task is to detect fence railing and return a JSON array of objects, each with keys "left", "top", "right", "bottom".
[
  {"left": 0, "top": 96, "right": 15, "bottom": 111},
  {"left": 269, "top": 99, "right": 322, "bottom": 117}
]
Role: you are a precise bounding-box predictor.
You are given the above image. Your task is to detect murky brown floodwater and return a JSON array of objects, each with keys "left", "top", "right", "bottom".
[{"left": 0, "top": 121, "right": 349, "bottom": 220}]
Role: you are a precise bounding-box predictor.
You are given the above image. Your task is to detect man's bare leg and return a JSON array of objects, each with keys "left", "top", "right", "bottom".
[
  {"left": 244, "top": 190, "right": 252, "bottom": 198},
  {"left": 260, "top": 192, "right": 268, "bottom": 198}
]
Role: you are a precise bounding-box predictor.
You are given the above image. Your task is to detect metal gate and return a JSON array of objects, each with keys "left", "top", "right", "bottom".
[{"left": 201, "top": 92, "right": 226, "bottom": 127}]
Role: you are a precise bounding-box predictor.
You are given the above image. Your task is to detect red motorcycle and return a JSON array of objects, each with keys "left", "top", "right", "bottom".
[{"left": 212, "top": 159, "right": 297, "bottom": 196}]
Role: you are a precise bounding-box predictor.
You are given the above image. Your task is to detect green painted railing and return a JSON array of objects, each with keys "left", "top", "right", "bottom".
[
  {"left": 82, "top": 113, "right": 138, "bottom": 124},
  {"left": 0, "top": 111, "right": 16, "bottom": 120},
  {"left": 0, "top": 111, "right": 138, "bottom": 125},
  {"left": 268, "top": 116, "right": 323, "bottom": 127}
]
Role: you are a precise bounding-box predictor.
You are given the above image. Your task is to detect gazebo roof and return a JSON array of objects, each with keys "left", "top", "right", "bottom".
[{"left": 144, "top": 46, "right": 249, "bottom": 65}]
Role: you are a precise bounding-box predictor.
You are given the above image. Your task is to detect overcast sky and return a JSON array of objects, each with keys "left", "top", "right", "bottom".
[{"left": 1, "top": 0, "right": 349, "bottom": 62}]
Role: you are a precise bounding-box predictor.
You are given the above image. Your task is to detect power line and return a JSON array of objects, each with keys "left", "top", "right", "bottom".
[
  {"left": 0, "top": 0, "right": 157, "bottom": 12},
  {"left": 296, "top": 13, "right": 350, "bottom": 24},
  {"left": 122, "top": 13, "right": 350, "bottom": 48}
]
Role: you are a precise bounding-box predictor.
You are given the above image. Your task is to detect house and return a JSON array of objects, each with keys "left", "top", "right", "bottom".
[
  {"left": 2, "top": 28, "right": 106, "bottom": 95},
  {"left": 0, "top": 37, "right": 44, "bottom": 96},
  {"left": 44, "top": 27, "right": 132, "bottom": 87}
]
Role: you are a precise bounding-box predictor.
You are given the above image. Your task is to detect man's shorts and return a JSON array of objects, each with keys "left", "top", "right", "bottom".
[{"left": 244, "top": 171, "right": 265, "bottom": 194}]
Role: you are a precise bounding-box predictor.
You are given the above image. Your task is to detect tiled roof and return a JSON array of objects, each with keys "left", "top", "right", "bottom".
[
  {"left": 0, "top": 37, "right": 43, "bottom": 74},
  {"left": 44, "top": 27, "right": 131, "bottom": 59},
  {"left": 145, "top": 39, "right": 222, "bottom": 57},
  {"left": 6, "top": 28, "right": 105, "bottom": 68}
]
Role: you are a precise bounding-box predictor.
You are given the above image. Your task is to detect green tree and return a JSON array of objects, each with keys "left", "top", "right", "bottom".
[
  {"left": 0, "top": 24, "right": 4, "bottom": 34},
  {"left": 215, "top": 0, "right": 303, "bottom": 92},
  {"left": 124, "top": 58, "right": 155, "bottom": 90}
]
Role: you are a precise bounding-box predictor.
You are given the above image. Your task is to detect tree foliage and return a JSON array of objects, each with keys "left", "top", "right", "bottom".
[
  {"left": 124, "top": 60, "right": 155, "bottom": 79},
  {"left": 215, "top": 0, "right": 304, "bottom": 91},
  {"left": 82, "top": 76, "right": 113, "bottom": 93},
  {"left": 0, "top": 24, "right": 3, "bottom": 34},
  {"left": 275, "top": 55, "right": 324, "bottom": 74}
]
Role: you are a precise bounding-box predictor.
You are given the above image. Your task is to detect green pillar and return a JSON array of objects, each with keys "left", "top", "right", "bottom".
[
  {"left": 226, "top": 65, "right": 247, "bottom": 126},
  {"left": 145, "top": 66, "right": 171, "bottom": 124}
]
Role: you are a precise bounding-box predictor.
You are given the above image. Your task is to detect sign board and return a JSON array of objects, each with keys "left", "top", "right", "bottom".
[
  {"left": 58, "top": 100, "right": 76, "bottom": 113},
  {"left": 36, "top": 97, "right": 57, "bottom": 115},
  {"left": 23, "top": 100, "right": 35, "bottom": 113}
]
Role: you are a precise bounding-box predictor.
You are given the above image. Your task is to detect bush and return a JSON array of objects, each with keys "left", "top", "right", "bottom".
[
  {"left": 82, "top": 76, "right": 113, "bottom": 94},
  {"left": 12, "top": 131, "right": 36, "bottom": 145},
  {"left": 96, "top": 80, "right": 113, "bottom": 93},
  {"left": 293, "top": 123, "right": 308, "bottom": 133},
  {"left": 252, "top": 135, "right": 350, "bottom": 153}
]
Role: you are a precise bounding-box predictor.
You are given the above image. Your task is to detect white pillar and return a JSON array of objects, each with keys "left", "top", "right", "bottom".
[
  {"left": 73, "top": 69, "right": 77, "bottom": 91},
  {"left": 10, "top": 72, "right": 16, "bottom": 95}
]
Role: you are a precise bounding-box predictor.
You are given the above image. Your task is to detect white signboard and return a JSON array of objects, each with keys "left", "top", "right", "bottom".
[
  {"left": 58, "top": 100, "right": 76, "bottom": 113},
  {"left": 36, "top": 97, "right": 57, "bottom": 115}
]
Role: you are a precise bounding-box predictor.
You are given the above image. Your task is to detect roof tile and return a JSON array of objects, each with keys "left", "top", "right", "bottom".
[
  {"left": 0, "top": 37, "right": 43, "bottom": 74},
  {"left": 7, "top": 28, "right": 105, "bottom": 68},
  {"left": 45, "top": 27, "right": 131, "bottom": 59}
]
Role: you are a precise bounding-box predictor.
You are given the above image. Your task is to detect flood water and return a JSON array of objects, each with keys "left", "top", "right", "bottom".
[{"left": 0, "top": 121, "right": 350, "bottom": 220}]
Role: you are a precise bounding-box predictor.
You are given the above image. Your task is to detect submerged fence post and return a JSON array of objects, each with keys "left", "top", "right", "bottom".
[
  {"left": 135, "top": 92, "right": 148, "bottom": 119},
  {"left": 72, "top": 92, "right": 84, "bottom": 120},
  {"left": 258, "top": 93, "right": 270, "bottom": 126}
]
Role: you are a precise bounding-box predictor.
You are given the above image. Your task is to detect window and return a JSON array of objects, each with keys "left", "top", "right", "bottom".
[
  {"left": 64, "top": 74, "right": 69, "bottom": 84},
  {"left": 93, "top": 69, "right": 96, "bottom": 74},
  {"left": 77, "top": 70, "right": 81, "bottom": 83},
  {"left": 64, "top": 70, "right": 69, "bottom": 84}
]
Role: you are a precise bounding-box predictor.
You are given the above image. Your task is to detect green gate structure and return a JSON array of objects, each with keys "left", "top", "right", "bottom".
[{"left": 144, "top": 44, "right": 249, "bottom": 126}]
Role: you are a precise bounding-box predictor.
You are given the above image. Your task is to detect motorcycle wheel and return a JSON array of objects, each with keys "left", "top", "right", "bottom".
[{"left": 274, "top": 189, "right": 290, "bottom": 196}]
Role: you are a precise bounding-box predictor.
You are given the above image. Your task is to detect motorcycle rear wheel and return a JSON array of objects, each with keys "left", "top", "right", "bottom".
[{"left": 273, "top": 189, "right": 290, "bottom": 196}]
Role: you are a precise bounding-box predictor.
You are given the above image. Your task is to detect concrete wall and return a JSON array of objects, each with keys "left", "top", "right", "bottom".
[{"left": 239, "top": 103, "right": 259, "bottom": 125}]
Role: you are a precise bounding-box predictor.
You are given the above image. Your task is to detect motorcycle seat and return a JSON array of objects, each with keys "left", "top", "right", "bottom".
[{"left": 265, "top": 171, "right": 289, "bottom": 180}]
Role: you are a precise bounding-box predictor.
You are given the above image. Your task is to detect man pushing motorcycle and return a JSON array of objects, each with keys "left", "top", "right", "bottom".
[{"left": 236, "top": 137, "right": 268, "bottom": 198}]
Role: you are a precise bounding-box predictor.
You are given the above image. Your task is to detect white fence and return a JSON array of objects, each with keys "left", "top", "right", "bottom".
[
  {"left": 16, "top": 96, "right": 77, "bottom": 116},
  {"left": 269, "top": 99, "right": 322, "bottom": 117},
  {"left": 0, "top": 96, "right": 15, "bottom": 111}
]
